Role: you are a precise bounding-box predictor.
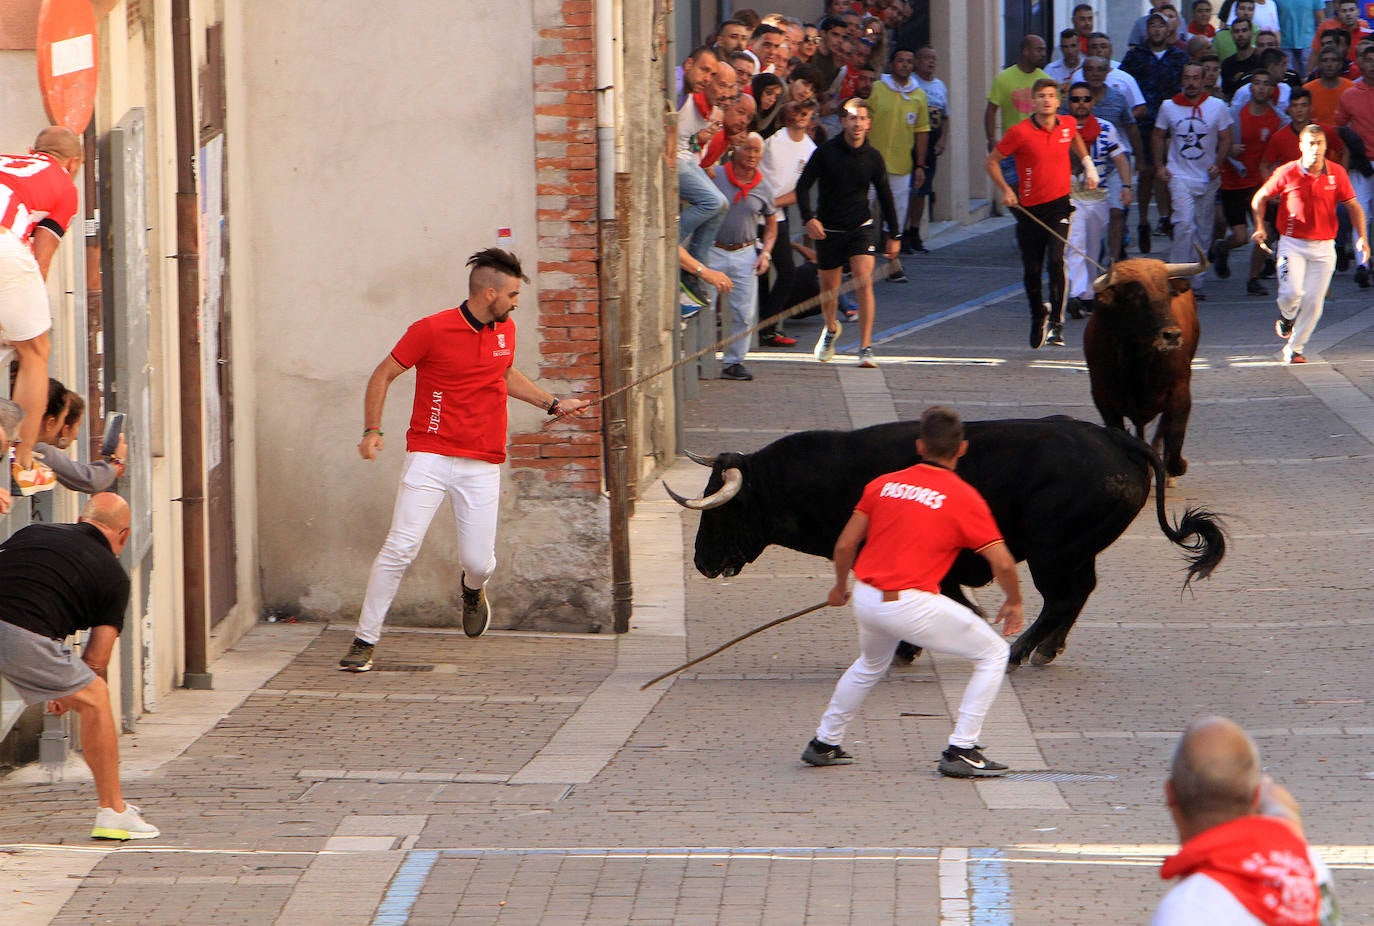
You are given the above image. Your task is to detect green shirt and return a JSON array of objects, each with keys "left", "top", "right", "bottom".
[
  {"left": 988, "top": 64, "right": 1051, "bottom": 134},
  {"left": 867, "top": 80, "right": 931, "bottom": 175},
  {"left": 1213, "top": 28, "right": 1236, "bottom": 62}
]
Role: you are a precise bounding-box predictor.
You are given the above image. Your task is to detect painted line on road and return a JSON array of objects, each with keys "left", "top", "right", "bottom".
[
  {"left": 842, "top": 284, "right": 1023, "bottom": 353},
  {"left": 970, "top": 847, "right": 1014, "bottom": 926},
  {"left": 372, "top": 850, "right": 439, "bottom": 926},
  {"left": 8, "top": 842, "right": 1372, "bottom": 866}
]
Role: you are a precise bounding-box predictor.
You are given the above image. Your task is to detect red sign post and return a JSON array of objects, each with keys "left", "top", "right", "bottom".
[{"left": 35, "top": 0, "right": 98, "bottom": 133}]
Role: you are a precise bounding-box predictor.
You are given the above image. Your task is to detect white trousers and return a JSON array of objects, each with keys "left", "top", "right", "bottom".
[
  {"left": 1352, "top": 173, "right": 1374, "bottom": 269},
  {"left": 355, "top": 452, "right": 501, "bottom": 644},
  {"left": 1067, "top": 196, "right": 1111, "bottom": 299},
  {"left": 1276, "top": 236, "right": 1336, "bottom": 359},
  {"left": 815, "top": 581, "right": 1010, "bottom": 749},
  {"left": 870, "top": 172, "right": 912, "bottom": 235},
  {"left": 1168, "top": 175, "right": 1220, "bottom": 290}
]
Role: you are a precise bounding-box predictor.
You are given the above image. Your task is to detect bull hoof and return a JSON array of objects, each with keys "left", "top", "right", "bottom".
[
  {"left": 1165, "top": 475, "right": 1178, "bottom": 488},
  {"left": 1030, "top": 644, "right": 1065, "bottom": 667}
]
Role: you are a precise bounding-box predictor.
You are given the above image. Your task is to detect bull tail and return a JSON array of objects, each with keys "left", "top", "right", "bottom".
[{"left": 1113, "top": 428, "right": 1227, "bottom": 588}]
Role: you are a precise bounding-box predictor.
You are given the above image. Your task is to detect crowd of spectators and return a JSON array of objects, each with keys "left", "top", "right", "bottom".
[
  {"left": 673, "top": 2, "right": 1374, "bottom": 368},
  {"left": 675, "top": 1, "right": 941, "bottom": 374}
]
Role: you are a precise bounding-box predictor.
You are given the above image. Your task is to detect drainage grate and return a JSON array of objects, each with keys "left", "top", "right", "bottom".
[
  {"left": 1001, "top": 771, "right": 1117, "bottom": 783},
  {"left": 372, "top": 665, "right": 435, "bottom": 672}
]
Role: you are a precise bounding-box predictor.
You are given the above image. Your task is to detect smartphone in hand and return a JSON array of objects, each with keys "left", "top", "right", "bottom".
[{"left": 101, "top": 412, "right": 125, "bottom": 457}]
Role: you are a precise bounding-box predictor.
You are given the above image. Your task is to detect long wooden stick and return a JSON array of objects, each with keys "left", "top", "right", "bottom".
[{"left": 639, "top": 601, "right": 829, "bottom": 690}]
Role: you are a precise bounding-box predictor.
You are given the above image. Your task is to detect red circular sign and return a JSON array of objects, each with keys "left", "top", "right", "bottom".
[{"left": 36, "top": 0, "right": 98, "bottom": 134}]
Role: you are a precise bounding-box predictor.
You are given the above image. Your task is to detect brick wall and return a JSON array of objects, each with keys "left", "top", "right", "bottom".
[{"left": 521, "top": 0, "right": 603, "bottom": 495}]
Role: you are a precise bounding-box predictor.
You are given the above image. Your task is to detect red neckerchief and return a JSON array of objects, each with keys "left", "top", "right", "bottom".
[
  {"left": 1171, "top": 90, "right": 1210, "bottom": 118},
  {"left": 1160, "top": 817, "right": 1319, "bottom": 926},
  {"left": 724, "top": 162, "right": 762, "bottom": 203},
  {"left": 692, "top": 92, "right": 711, "bottom": 118},
  {"left": 1076, "top": 115, "right": 1101, "bottom": 146},
  {"left": 1188, "top": 22, "right": 1216, "bottom": 37}
]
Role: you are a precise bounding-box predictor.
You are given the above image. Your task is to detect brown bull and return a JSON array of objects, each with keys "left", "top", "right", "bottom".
[{"left": 1084, "top": 252, "right": 1205, "bottom": 481}]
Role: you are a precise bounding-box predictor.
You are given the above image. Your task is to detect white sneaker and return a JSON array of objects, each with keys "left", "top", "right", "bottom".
[
  {"left": 813, "top": 321, "right": 842, "bottom": 362},
  {"left": 92, "top": 803, "right": 160, "bottom": 840}
]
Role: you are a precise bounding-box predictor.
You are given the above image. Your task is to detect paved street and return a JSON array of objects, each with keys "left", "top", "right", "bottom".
[{"left": 4, "top": 218, "right": 1374, "bottom": 924}]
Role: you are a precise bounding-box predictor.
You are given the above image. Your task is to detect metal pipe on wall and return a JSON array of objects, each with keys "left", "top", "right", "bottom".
[
  {"left": 172, "top": 0, "right": 211, "bottom": 688},
  {"left": 596, "top": 0, "right": 634, "bottom": 634}
]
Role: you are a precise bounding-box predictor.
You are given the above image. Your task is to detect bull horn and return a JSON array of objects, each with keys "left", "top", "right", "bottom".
[
  {"left": 1092, "top": 266, "right": 1116, "bottom": 293},
  {"left": 1163, "top": 243, "right": 1210, "bottom": 279},
  {"left": 664, "top": 467, "right": 743, "bottom": 511},
  {"left": 683, "top": 449, "right": 718, "bottom": 467}
]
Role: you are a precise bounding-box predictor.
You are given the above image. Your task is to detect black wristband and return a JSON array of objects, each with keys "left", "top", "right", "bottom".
[{"left": 547, "top": 398, "right": 561, "bottom": 416}]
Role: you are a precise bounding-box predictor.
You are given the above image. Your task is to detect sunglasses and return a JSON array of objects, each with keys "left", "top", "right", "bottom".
[{"left": 1069, "top": 96, "right": 1093, "bottom": 102}]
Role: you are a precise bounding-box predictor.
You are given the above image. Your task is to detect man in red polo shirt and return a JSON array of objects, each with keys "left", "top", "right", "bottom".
[
  {"left": 339, "top": 249, "right": 591, "bottom": 671},
  {"left": 1253, "top": 124, "right": 1369, "bottom": 363},
  {"left": 985, "top": 78, "right": 1097, "bottom": 349},
  {"left": 801, "top": 406, "right": 1024, "bottom": 779}
]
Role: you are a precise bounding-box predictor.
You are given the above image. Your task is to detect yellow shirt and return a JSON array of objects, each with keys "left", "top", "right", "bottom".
[
  {"left": 988, "top": 65, "right": 1050, "bottom": 133},
  {"left": 867, "top": 78, "right": 931, "bottom": 175}
]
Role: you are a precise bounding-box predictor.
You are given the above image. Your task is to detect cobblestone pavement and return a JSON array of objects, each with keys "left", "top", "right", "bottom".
[{"left": 4, "top": 221, "right": 1374, "bottom": 924}]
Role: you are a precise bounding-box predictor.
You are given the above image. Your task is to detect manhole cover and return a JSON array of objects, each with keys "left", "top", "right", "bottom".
[
  {"left": 371, "top": 665, "right": 435, "bottom": 672},
  {"left": 1001, "top": 771, "right": 1117, "bottom": 783}
]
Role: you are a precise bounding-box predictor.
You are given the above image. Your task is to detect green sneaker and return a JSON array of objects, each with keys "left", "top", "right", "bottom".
[
  {"left": 338, "top": 638, "right": 375, "bottom": 672},
  {"left": 461, "top": 573, "right": 491, "bottom": 637}
]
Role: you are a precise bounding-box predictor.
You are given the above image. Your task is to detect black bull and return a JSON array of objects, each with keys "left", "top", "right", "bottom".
[{"left": 669, "top": 416, "right": 1226, "bottom": 666}]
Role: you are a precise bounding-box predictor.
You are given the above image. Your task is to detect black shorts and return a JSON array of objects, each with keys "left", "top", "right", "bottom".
[
  {"left": 1134, "top": 121, "right": 1157, "bottom": 168},
  {"left": 814, "top": 223, "right": 878, "bottom": 271},
  {"left": 1220, "top": 186, "right": 1260, "bottom": 227}
]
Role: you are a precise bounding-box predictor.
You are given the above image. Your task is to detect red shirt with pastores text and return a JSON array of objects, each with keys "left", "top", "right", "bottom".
[
  {"left": 853, "top": 463, "right": 1004, "bottom": 594},
  {"left": 390, "top": 302, "right": 515, "bottom": 463}
]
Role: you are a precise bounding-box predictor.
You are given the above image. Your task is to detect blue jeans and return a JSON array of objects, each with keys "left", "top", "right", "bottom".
[
  {"left": 678, "top": 157, "right": 728, "bottom": 262},
  {"left": 706, "top": 244, "right": 759, "bottom": 366}
]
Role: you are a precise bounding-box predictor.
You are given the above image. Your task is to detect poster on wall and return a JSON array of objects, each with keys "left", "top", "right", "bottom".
[{"left": 199, "top": 135, "right": 224, "bottom": 472}]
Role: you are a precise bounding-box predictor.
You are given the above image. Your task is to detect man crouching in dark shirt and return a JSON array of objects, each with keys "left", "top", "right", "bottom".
[{"left": 0, "top": 460, "right": 157, "bottom": 840}]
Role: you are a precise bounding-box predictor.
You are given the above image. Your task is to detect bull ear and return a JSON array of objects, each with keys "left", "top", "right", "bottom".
[
  {"left": 1170, "top": 278, "right": 1192, "bottom": 295},
  {"left": 1094, "top": 286, "right": 1114, "bottom": 306}
]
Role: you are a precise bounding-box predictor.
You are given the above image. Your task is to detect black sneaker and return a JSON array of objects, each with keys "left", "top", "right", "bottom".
[
  {"left": 1357, "top": 266, "right": 1372, "bottom": 289},
  {"left": 1029, "top": 304, "right": 1049, "bottom": 349},
  {"left": 1138, "top": 222, "right": 1152, "bottom": 254},
  {"left": 339, "top": 638, "right": 375, "bottom": 672},
  {"left": 801, "top": 738, "right": 855, "bottom": 766},
  {"left": 1067, "top": 297, "right": 1086, "bottom": 319},
  {"left": 1046, "top": 324, "right": 1065, "bottom": 346},
  {"left": 887, "top": 268, "right": 909, "bottom": 283},
  {"left": 938, "top": 744, "right": 1009, "bottom": 779},
  {"left": 1275, "top": 316, "right": 1294, "bottom": 340},
  {"left": 1213, "top": 245, "right": 1231, "bottom": 279},
  {"left": 719, "top": 363, "right": 754, "bottom": 381},
  {"left": 1155, "top": 217, "right": 1173, "bottom": 239},
  {"left": 1247, "top": 278, "right": 1269, "bottom": 296},
  {"left": 680, "top": 270, "right": 714, "bottom": 306},
  {"left": 461, "top": 573, "right": 491, "bottom": 637}
]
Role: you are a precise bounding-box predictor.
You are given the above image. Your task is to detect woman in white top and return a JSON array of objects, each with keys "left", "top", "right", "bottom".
[{"left": 757, "top": 99, "right": 820, "bottom": 345}]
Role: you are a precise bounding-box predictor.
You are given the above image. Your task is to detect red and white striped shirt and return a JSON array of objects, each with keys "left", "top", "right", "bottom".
[{"left": 0, "top": 153, "right": 78, "bottom": 241}]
